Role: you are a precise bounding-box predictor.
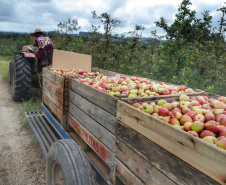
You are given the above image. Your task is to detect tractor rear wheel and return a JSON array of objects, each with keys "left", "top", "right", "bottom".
[
  {"left": 9, "top": 61, "right": 12, "bottom": 84},
  {"left": 12, "top": 54, "right": 32, "bottom": 102}
]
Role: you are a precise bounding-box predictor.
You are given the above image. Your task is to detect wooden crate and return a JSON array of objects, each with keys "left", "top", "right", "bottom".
[
  {"left": 116, "top": 93, "right": 226, "bottom": 185},
  {"left": 42, "top": 68, "right": 69, "bottom": 128},
  {"left": 68, "top": 78, "right": 123, "bottom": 182}
]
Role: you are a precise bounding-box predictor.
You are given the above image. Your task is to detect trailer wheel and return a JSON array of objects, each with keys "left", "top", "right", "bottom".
[
  {"left": 12, "top": 54, "right": 31, "bottom": 102},
  {"left": 9, "top": 61, "right": 12, "bottom": 84},
  {"left": 46, "top": 139, "right": 94, "bottom": 185}
]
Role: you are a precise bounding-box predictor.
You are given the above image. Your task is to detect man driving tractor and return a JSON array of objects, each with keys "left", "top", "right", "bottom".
[{"left": 30, "top": 28, "right": 54, "bottom": 71}]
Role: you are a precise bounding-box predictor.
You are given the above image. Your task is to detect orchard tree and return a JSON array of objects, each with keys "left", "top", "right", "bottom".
[
  {"left": 155, "top": 0, "right": 212, "bottom": 42},
  {"left": 53, "top": 18, "right": 81, "bottom": 50},
  {"left": 154, "top": 0, "right": 213, "bottom": 75},
  {"left": 90, "top": 10, "right": 121, "bottom": 69}
]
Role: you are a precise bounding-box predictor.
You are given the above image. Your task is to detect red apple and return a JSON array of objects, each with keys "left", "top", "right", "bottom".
[
  {"left": 218, "top": 96, "right": 226, "bottom": 103},
  {"left": 205, "top": 114, "right": 215, "bottom": 122},
  {"left": 214, "top": 101, "right": 226, "bottom": 109},
  {"left": 216, "top": 114, "right": 226, "bottom": 122},
  {"left": 200, "top": 130, "right": 215, "bottom": 139},
  {"left": 204, "top": 121, "right": 220, "bottom": 134},
  {"left": 162, "top": 116, "right": 170, "bottom": 123},
  {"left": 169, "top": 118, "right": 180, "bottom": 125},
  {"left": 218, "top": 128, "right": 226, "bottom": 137},
  {"left": 217, "top": 138, "right": 226, "bottom": 150},
  {"left": 188, "top": 131, "right": 199, "bottom": 137},
  {"left": 162, "top": 103, "right": 173, "bottom": 111},
  {"left": 185, "top": 111, "right": 197, "bottom": 119},
  {"left": 190, "top": 101, "right": 200, "bottom": 106},
  {"left": 180, "top": 115, "right": 193, "bottom": 125},
  {"left": 177, "top": 85, "right": 187, "bottom": 91},
  {"left": 172, "top": 108, "right": 182, "bottom": 113},
  {"left": 162, "top": 89, "right": 170, "bottom": 95},
  {"left": 184, "top": 122, "right": 192, "bottom": 131},
  {"left": 212, "top": 109, "right": 224, "bottom": 116},
  {"left": 193, "top": 114, "right": 205, "bottom": 123},
  {"left": 158, "top": 108, "right": 169, "bottom": 117},
  {"left": 219, "top": 117, "right": 226, "bottom": 126},
  {"left": 182, "top": 107, "right": 191, "bottom": 114},
  {"left": 171, "top": 111, "right": 182, "bottom": 120}
]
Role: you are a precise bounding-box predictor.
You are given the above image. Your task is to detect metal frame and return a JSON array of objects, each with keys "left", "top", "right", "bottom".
[{"left": 24, "top": 104, "right": 112, "bottom": 185}]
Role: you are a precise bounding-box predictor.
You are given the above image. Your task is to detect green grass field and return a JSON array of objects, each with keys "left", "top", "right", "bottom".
[{"left": 0, "top": 55, "right": 13, "bottom": 61}]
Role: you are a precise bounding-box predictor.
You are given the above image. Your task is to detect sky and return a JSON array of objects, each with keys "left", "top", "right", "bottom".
[{"left": 0, "top": 0, "right": 224, "bottom": 37}]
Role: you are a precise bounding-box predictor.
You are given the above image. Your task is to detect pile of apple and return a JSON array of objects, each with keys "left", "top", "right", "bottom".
[
  {"left": 49, "top": 68, "right": 102, "bottom": 77},
  {"left": 133, "top": 94, "right": 226, "bottom": 150},
  {"left": 78, "top": 75, "right": 195, "bottom": 97}
]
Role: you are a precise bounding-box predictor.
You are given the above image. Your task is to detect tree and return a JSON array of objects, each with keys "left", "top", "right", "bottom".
[
  {"left": 155, "top": 0, "right": 212, "bottom": 42},
  {"left": 53, "top": 18, "right": 81, "bottom": 50},
  {"left": 154, "top": 0, "right": 213, "bottom": 75},
  {"left": 57, "top": 18, "right": 80, "bottom": 34},
  {"left": 91, "top": 10, "right": 121, "bottom": 69}
]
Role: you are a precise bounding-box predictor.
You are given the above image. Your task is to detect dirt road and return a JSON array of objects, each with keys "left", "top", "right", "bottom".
[{"left": 0, "top": 73, "right": 46, "bottom": 185}]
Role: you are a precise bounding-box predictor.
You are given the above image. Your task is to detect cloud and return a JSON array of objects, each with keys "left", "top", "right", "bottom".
[{"left": 0, "top": 0, "right": 224, "bottom": 37}]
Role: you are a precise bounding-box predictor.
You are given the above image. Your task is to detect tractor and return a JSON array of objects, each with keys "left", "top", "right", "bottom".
[{"left": 9, "top": 44, "right": 53, "bottom": 102}]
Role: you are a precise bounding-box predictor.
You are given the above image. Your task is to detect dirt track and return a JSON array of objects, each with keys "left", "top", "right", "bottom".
[{"left": 0, "top": 72, "right": 46, "bottom": 184}]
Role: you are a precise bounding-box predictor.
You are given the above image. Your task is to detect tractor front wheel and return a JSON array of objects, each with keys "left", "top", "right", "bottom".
[{"left": 12, "top": 54, "right": 31, "bottom": 102}]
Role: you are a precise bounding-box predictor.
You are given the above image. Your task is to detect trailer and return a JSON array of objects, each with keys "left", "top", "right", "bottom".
[{"left": 24, "top": 49, "right": 226, "bottom": 185}]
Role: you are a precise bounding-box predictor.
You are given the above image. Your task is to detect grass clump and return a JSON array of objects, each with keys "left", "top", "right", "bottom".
[{"left": 0, "top": 61, "right": 9, "bottom": 81}]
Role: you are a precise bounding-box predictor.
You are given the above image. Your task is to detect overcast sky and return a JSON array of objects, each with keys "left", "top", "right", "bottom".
[{"left": 0, "top": 0, "right": 224, "bottom": 37}]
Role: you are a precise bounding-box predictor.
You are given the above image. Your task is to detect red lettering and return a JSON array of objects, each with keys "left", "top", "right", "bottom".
[
  {"left": 95, "top": 142, "right": 99, "bottom": 153},
  {"left": 100, "top": 147, "right": 107, "bottom": 160}
]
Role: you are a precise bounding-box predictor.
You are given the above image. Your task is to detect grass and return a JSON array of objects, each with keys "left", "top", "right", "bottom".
[
  {"left": 0, "top": 61, "right": 10, "bottom": 81},
  {"left": 0, "top": 55, "right": 13, "bottom": 61},
  {"left": 19, "top": 90, "right": 42, "bottom": 129}
]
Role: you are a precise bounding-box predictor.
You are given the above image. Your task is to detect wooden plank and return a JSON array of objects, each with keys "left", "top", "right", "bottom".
[
  {"left": 43, "top": 77, "right": 64, "bottom": 99},
  {"left": 122, "top": 92, "right": 219, "bottom": 105},
  {"left": 69, "top": 102, "right": 115, "bottom": 152},
  {"left": 116, "top": 120, "right": 219, "bottom": 185},
  {"left": 42, "top": 68, "right": 64, "bottom": 87},
  {"left": 115, "top": 159, "right": 144, "bottom": 185},
  {"left": 68, "top": 113, "right": 115, "bottom": 169},
  {"left": 43, "top": 95, "right": 63, "bottom": 122},
  {"left": 69, "top": 90, "right": 116, "bottom": 134},
  {"left": 69, "top": 79, "right": 118, "bottom": 115},
  {"left": 115, "top": 137, "right": 176, "bottom": 185},
  {"left": 117, "top": 100, "right": 226, "bottom": 184},
  {"left": 43, "top": 86, "right": 64, "bottom": 111}
]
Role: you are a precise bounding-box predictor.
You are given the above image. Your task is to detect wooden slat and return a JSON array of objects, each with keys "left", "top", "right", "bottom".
[
  {"left": 43, "top": 77, "right": 64, "bottom": 99},
  {"left": 116, "top": 100, "right": 226, "bottom": 184},
  {"left": 43, "top": 95, "right": 63, "bottom": 122},
  {"left": 115, "top": 138, "right": 176, "bottom": 185},
  {"left": 68, "top": 113, "right": 115, "bottom": 169},
  {"left": 69, "top": 101, "right": 115, "bottom": 152},
  {"left": 116, "top": 120, "right": 219, "bottom": 185},
  {"left": 69, "top": 90, "right": 116, "bottom": 134},
  {"left": 122, "top": 92, "right": 219, "bottom": 105},
  {"left": 43, "top": 86, "right": 64, "bottom": 111},
  {"left": 42, "top": 68, "right": 64, "bottom": 87},
  {"left": 115, "top": 159, "right": 143, "bottom": 185},
  {"left": 69, "top": 79, "right": 118, "bottom": 115}
]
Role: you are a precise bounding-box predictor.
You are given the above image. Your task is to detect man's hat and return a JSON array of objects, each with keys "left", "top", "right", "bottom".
[{"left": 30, "top": 28, "right": 46, "bottom": 36}]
